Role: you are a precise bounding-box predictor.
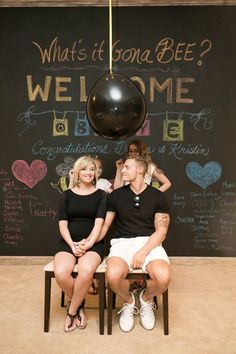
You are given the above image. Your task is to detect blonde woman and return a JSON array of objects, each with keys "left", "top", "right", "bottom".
[{"left": 54, "top": 156, "right": 107, "bottom": 332}]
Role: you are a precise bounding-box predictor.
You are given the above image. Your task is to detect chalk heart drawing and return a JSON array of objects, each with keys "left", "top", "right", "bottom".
[
  {"left": 12, "top": 160, "right": 47, "bottom": 189},
  {"left": 186, "top": 161, "right": 222, "bottom": 190}
]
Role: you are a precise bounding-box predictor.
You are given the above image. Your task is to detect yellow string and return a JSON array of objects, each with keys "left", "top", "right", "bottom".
[{"left": 109, "top": 0, "right": 113, "bottom": 73}]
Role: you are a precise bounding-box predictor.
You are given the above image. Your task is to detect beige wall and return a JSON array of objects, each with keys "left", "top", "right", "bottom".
[{"left": 0, "top": 0, "right": 236, "bottom": 7}]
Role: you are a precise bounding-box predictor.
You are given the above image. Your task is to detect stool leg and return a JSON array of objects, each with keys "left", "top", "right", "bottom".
[
  {"left": 107, "top": 284, "right": 114, "bottom": 335},
  {"left": 61, "top": 291, "right": 65, "bottom": 307},
  {"left": 163, "top": 289, "right": 169, "bottom": 335},
  {"left": 104, "top": 280, "right": 107, "bottom": 309},
  {"left": 44, "top": 272, "right": 52, "bottom": 332},
  {"left": 97, "top": 274, "right": 105, "bottom": 335}
]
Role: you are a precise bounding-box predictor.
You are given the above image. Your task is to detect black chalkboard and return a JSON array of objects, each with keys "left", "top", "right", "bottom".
[{"left": 0, "top": 6, "right": 236, "bottom": 256}]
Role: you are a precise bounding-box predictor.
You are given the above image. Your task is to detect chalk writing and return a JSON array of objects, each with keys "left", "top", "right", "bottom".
[
  {"left": 32, "top": 37, "right": 212, "bottom": 66},
  {"left": 74, "top": 113, "right": 90, "bottom": 136},
  {"left": 32, "top": 37, "right": 88, "bottom": 64},
  {"left": 29, "top": 201, "right": 57, "bottom": 220},
  {"left": 172, "top": 193, "right": 186, "bottom": 208},
  {"left": 17, "top": 107, "right": 213, "bottom": 137},
  {"left": 163, "top": 114, "right": 184, "bottom": 141},
  {"left": 26, "top": 75, "right": 195, "bottom": 104},
  {"left": 168, "top": 144, "right": 210, "bottom": 160},
  {"left": 171, "top": 176, "right": 236, "bottom": 254},
  {"left": 135, "top": 119, "right": 151, "bottom": 136},
  {"left": 1, "top": 169, "right": 57, "bottom": 249},
  {"left": 17, "top": 107, "right": 83, "bottom": 136},
  {"left": 221, "top": 180, "right": 236, "bottom": 196},
  {"left": 32, "top": 140, "right": 111, "bottom": 160}
]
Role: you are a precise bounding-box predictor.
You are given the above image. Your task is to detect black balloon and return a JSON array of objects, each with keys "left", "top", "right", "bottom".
[{"left": 86, "top": 72, "right": 147, "bottom": 140}]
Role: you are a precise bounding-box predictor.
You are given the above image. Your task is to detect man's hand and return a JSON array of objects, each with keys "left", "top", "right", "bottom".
[{"left": 130, "top": 249, "right": 146, "bottom": 269}]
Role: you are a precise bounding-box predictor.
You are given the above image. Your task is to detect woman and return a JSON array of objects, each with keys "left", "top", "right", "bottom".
[
  {"left": 93, "top": 156, "right": 113, "bottom": 193},
  {"left": 54, "top": 156, "right": 107, "bottom": 332},
  {"left": 114, "top": 139, "right": 171, "bottom": 191}
]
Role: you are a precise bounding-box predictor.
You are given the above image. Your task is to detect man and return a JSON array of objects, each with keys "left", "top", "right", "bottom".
[{"left": 100, "top": 155, "right": 170, "bottom": 332}]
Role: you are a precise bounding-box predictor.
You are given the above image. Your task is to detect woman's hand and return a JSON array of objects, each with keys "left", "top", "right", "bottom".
[
  {"left": 116, "top": 159, "right": 123, "bottom": 169},
  {"left": 71, "top": 241, "right": 86, "bottom": 257}
]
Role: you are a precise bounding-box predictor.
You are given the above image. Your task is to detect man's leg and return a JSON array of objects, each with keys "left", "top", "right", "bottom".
[
  {"left": 139, "top": 260, "right": 170, "bottom": 330},
  {"left": 145, "top": 259, "right": 170, "bottom": 300},
  {"left": 106, "top": 257, "right": 131, "bottom": 303},
  {"left": 107, "top": 256, "right": 138, "bottom": 332}
]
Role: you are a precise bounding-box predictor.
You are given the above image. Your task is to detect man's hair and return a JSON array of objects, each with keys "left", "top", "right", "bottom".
[{"left": 127, "top": 155, "right": 148, "bottom": 175}]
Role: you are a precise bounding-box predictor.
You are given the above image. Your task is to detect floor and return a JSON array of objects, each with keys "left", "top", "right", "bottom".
[{"left": 0, "top": 257, "right": 235, "bottom": 354}]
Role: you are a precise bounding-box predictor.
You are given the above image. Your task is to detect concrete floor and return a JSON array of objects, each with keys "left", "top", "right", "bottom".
[{"left": 0, "top": 257, "right": 235, "bottom": 354}]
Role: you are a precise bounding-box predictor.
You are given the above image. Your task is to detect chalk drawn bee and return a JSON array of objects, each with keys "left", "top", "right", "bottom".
[{"left": 51, "top": 156, "right": 75, "bottom": 193}]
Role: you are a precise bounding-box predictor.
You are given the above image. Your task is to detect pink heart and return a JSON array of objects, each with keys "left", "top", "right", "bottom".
[{"left": 12, "top": 160, "right": 47, "bottom": 189}]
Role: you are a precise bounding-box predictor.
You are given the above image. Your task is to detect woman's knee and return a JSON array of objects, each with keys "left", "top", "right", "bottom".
[
  {"left": 78, "top": 263, "right": 96, "bottom": 281},
  {"left": 54, "top": 253, "right": 75, "bottom": 281},
  {"left": 54, "top": 265, "right": 72, "bottom": 282}
]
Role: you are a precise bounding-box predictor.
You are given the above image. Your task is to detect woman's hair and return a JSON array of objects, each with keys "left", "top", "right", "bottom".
[
  {"left": 92, "top": 155, "right": 102, "bottom": 164},
  {"left": 128, "top": 139, "right": 152, "bottom": 163},
  {"left": 128, "top": 140, "right": 164, "bottom": 174},
  {"left": 72, "top": 155, "right": 97, "bottom": 187}
]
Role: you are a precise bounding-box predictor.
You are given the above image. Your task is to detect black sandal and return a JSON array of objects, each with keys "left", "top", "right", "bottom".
[
  {"left": 77, "top": 299, "right": 87, "bottom": 329},
  {"left": 64, "top": 311, "right": 77, "bottom": 332}
]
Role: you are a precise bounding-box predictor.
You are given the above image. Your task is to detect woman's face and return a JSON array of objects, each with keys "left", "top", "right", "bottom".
[
  {"left": 94, "top": 160, "right": 102, "bottom": 178},
  {"left": 78, "top": 162, "right": 96, "bottom": 185},
  {"left": 128, "top": 144, "right": 139, "bottom": 157}
]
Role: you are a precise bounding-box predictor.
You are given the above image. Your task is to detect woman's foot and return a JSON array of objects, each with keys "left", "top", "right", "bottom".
[
  {"left": 64, "top": 312, "right": 77, "bottom": 332},
  {"left": 88, "top": 281, "right": 98, "bottom": 295},
  {"left": 77, "top": 300, "right": 87, "bottom": 329}
]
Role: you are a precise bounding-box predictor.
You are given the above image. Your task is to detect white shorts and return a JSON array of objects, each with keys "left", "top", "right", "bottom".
[{"left": 107, "top": 237, "right": 170, "bottom": 272}]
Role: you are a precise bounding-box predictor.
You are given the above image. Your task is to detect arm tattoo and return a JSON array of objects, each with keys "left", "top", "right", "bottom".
[{"left": 155, "top": 213, "right": 170, "bottom": 229}]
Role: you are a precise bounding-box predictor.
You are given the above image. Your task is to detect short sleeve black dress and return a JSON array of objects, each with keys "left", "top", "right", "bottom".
[{"left": 56, "top": 189, "right": 107, "bottom": 259}]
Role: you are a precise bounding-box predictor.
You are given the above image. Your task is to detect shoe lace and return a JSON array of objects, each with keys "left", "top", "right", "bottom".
[
  {"left": 140, "top": 301, "right": 156, "bottom": 317},
  {"left": 117, "top": 303, "right": 139, "bottom": 318}
]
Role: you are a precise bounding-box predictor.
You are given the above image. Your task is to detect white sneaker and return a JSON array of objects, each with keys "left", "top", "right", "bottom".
[
  {"left": 139, "top": 289, "right": 156, "bottom": 330},
  {"left": 117, "top": 292, "right": 139, "bottom": 332}
]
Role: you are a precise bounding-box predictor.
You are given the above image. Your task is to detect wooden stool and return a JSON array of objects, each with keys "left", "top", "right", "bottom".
[
  {"left": 107, "top": 269, "right": 169, "bottom": 335},
  {"left": 43, "top": 259, "right": 106, "bottom": 334}
]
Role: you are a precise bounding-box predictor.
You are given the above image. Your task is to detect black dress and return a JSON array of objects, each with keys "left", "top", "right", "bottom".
[{"left": 56, "top": 189, "right": 107, "bottom": 259}]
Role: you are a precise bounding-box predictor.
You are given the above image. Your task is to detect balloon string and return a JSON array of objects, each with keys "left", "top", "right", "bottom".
[{"left": 109, "top": 0, "right": 113, "bottom": 73}]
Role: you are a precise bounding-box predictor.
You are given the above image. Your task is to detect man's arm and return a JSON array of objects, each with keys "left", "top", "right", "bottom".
[
  {"left": 131, "top": 212, "right": 170, "bottom": 269},
  {"left": 97, "top": 211, "right": 116, "bottom": 241}
]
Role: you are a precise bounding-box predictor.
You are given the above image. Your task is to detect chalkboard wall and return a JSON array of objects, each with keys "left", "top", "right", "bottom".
[{"left": 0, "top": 6, "right": 236, "bottom": 256}]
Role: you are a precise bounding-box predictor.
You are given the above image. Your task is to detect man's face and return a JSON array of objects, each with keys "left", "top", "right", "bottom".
[{"left": 121, "top": 159, "right": 138, "bottom": 182}]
